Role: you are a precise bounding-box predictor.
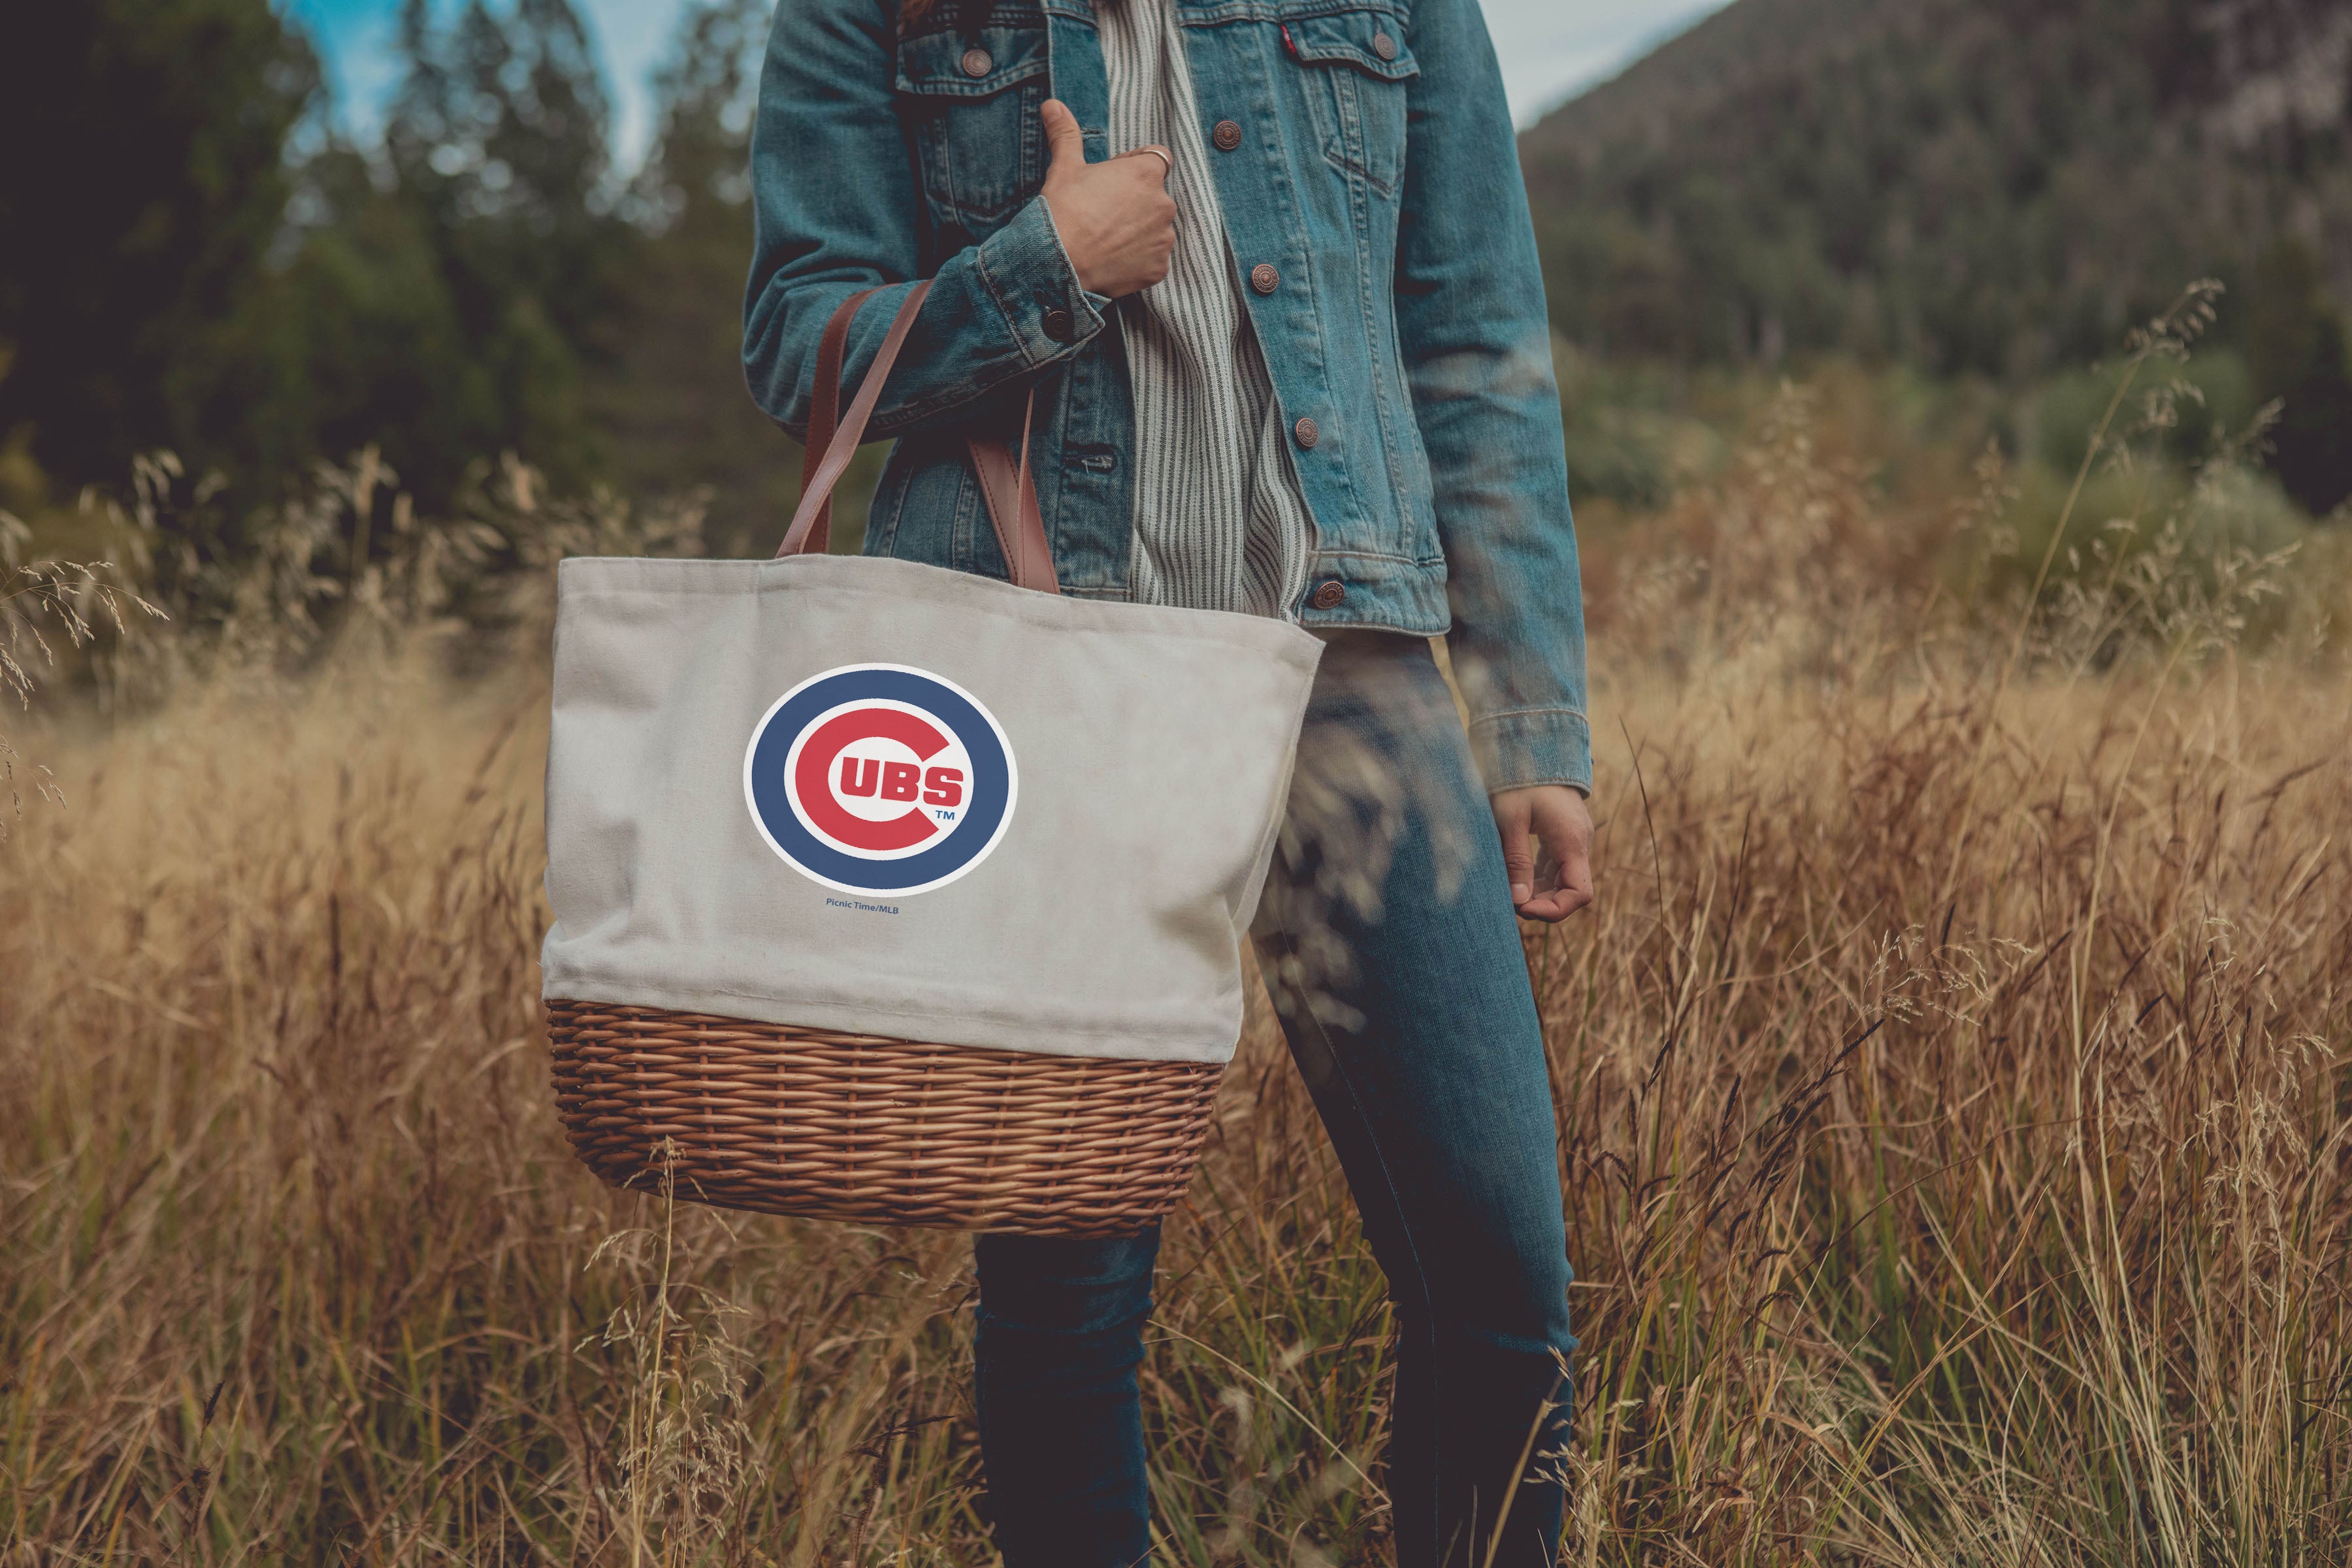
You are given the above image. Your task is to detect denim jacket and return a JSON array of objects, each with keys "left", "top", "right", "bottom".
[{"left": 744, "top": 0, "right": 1591, "bottom": 793}]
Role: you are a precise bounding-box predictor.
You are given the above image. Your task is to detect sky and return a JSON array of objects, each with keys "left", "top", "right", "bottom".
[{"left": 284, "top": 0, "right": 1732, "bottom": 161}]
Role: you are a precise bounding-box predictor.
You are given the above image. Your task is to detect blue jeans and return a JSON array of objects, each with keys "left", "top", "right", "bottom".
[{"left": 973, "top": 633, "right": 1577, "bottom": 1567}]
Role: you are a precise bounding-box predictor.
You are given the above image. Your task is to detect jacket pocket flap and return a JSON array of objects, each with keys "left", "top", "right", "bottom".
[
  {"left": 896, "top": 25, "right": 1049, "bottom": 98},
  {"left": 1284, "top": 12, "right": 1419, "bottom": 81}
]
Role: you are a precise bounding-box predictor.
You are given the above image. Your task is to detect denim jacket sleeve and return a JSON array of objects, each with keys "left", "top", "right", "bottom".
[
  {"left": 1396, "top": 0, "right": 1593, "bottom": 796},
  {"left": 742, "top": 0, "right": 1104, "bottom": 441}
]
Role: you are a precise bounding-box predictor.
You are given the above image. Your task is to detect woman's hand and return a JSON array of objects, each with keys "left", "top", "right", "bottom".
[
  {"left": 1492, "top": 785, "right": 1595, "bottom": 923},
  {"left": 1039, "top": 99, "right": 1175, "bottom": 298}
]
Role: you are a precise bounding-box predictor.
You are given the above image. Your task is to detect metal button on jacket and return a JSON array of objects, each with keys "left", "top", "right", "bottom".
[
  {"left": 1293, "top": 416, "right": 1319, "bottom": 449},
  {"left": 1371, "top": 30, "right": 1398, "bottom": 60},
  {"left": 1311, "top": 580, "right": 1347, "bottom": 610},
  {"left": 1212, "top": 119, "right": 1243, "bottom": 152},
  {"left": 1041, "top": 307, "right": 1075, "bottom": 343},
  {"left": 960, "top": 46, "right": 992, "bottom": 76},
  {"left": 1249, "top": 263, "right": 1281, "bottom": 295}
]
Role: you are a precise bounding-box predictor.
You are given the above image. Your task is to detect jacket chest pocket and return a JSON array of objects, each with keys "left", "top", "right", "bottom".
[
  {"left": 896, "top": 24, "right": 1050, "bottom": 245},
  {"left": 1284, "top": 8, "right": 1418, "bottom": 197}
]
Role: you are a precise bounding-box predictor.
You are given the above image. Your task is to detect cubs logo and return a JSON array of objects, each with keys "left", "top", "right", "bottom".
[{"left": 743, "top": 664, "right": 1017, "bottom": 895}]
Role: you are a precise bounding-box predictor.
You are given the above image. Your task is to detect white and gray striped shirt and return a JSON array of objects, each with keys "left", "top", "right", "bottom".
[{"left": 1093, "top": 0, "right": 1316, "bottom": 619}]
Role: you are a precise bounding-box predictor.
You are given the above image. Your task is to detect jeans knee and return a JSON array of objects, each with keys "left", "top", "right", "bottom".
[
  {"left": 1420, "top": 1229, "right": 1576, "bottom": 1362},
  {"left": 973, "top": 1225, "right": 1161, "bottom": 1339}
]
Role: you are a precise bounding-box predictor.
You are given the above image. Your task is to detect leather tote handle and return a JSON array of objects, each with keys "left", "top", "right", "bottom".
[
  {"left": 791, "top": 285, "right": 883, "bottom": 557},
  {"left": 778, "top": 282, "right": 931, "bottom": 559},
  {"left": 965, "top": 393, "right": 1057, "bottom": 595},
  {"left": 779, "top": 283, "right": 1061, "bottom": 596}
]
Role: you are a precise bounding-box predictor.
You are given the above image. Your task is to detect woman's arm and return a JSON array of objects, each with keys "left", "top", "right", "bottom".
[
  {"left": 743, "top": 0, "right": 1096, "bottom": 440},
  {"left": 1393, "top": 0, "right": 1593, "bottom": 802}
]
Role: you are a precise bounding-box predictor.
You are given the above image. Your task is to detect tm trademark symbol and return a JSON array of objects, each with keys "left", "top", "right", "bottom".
[{"left": 935, "top": 809, "right": 956, "bottom": 821}]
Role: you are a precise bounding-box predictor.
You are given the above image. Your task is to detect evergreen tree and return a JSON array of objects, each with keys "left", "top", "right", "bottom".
[
  {"left": 263, "top": 140, "right": 498, "bottom": 511},
  {"left": 372, "top": 0, "right": 639, "bottom": 500}
]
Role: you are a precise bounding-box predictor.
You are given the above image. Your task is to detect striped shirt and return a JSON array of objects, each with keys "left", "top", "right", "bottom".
[{"left": 1093, "top": 0, "right": 1316, "bottom": 619}]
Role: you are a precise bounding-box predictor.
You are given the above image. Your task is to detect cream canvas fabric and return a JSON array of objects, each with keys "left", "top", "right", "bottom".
[{"left": 541, "top": 551, "right": 1322, "bottom": 1065}]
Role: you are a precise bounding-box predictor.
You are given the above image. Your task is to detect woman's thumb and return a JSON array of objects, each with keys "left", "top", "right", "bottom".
[
  {"left": 1495, "top": 798, "right": 1536, "bottom": 906},
  {"left": 1041, "top": 99, "right": 1088, "bottom": 170}
]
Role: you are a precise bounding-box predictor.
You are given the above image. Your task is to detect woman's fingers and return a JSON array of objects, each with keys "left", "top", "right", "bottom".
[{"left": 1491, "top": 785, "right": 1595, "bottom": 923}]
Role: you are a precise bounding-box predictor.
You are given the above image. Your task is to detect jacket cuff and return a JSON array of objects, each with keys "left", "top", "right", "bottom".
[
  {"left": 1469, "top": 708, "right": 1593, "bottom": 796},
  {"left": 974, "top": 197, "right": 1108, "bottom": 367}
]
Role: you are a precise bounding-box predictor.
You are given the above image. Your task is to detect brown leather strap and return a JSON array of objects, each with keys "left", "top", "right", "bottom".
[
  {"left": 792, "top": 285, "right": 883, "bottom": 557},
  {"left": 779, "top": 280, "right": 1062, "bottom": 595},
  {"left": 967, "top": 391, "right": 1058, "bottom": 595},
  {"left": 779, "top": 282, "right": 932, "bottom": 557}
]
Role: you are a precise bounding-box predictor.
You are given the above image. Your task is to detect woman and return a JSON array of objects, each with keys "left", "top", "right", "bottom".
[{"left": 744, "top": 0, "right": 1594, "bottom": 1561}]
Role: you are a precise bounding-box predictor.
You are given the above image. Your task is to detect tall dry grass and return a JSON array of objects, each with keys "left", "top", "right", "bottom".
[{"left": 3, "top": 303, "right": 2349, "bottom": 1563}]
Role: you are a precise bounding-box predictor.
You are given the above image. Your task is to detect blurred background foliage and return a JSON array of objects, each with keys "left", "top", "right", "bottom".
[
  {"left": 0, "top": 0, "right": 2347, "bottom": 580},
  {"left": 0, "top": 0, "right": 795, "bottom": 561}
]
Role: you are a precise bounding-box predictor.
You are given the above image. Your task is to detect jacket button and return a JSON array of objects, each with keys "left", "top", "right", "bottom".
[
  {"left": 1249, "top": 263, "right": 1281, "bottom": 294},
  {"left": 1371, "top": 30, "right": 1397, "bottom": 60},
  {"left": 1212, "top": 119, "right": 1243, "bottom": 152},
  {"left": 960, "top": 46, "right": 992, "bottom": 77},
  {"left": 1293, "top": 416, "right": 1319, "bottom": 449},
  {"left": 1311, "top": 580, "right": 1347, "bottom": 611},
  {"left": 1041, "top": 307, "right": 1075, "bottom": 342}
]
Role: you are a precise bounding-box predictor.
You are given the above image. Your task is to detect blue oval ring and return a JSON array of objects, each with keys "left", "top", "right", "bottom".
[{"left": 745, "top": 666, "right": 1013, "bottom": 894}]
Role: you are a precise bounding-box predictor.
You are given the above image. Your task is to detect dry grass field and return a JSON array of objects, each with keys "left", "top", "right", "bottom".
[{"left": 4, "top": 344, "right": 2350, "bottom": 1563}]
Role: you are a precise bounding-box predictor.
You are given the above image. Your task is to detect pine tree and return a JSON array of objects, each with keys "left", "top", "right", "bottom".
[{"left": 373, "top": 0, "right": 638, "bottom": 498}]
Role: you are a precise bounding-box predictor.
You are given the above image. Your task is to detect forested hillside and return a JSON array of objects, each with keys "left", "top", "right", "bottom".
[
  {"left": 1523, "top": 0, "right": 2351, "bottom": 369},
  {"left": 1519, "top": 0, "right": 2352, "bottom": 512}
]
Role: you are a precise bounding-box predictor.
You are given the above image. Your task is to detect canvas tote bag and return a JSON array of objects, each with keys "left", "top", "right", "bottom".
[{"left": 542, "top": 282, "right": 1324, "bottom": 1235}]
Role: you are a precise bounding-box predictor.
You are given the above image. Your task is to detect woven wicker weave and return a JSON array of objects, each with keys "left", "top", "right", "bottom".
[{"left": 546, "top": 1000, "right": 1223, "bottom": 1237}]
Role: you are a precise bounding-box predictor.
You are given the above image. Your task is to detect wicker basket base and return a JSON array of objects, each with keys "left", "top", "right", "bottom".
[{"left": 546, "top": 1001, "right": 1224, "bottom": 1237}]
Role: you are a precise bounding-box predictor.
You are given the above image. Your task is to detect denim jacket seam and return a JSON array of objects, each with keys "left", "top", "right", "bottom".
[
  {"left": 972, "top": 202, "right": 1104, "bottom": 370},
  {"left": 1331, "top": 93, "right": 1418, "bottom": 546},
  {"left": 1128, "top": 0, "right": 1412, "bottom": 20},
  {"left": 973, "top": 239, "right": 1050, "bottom": 370},
  {"left": 1301, "top": 619, "right": 1448, "bottom": 640},
  {"left": 1486, "top": 775, "right": 1594, "bottom": 798},
  {"left": 1358, "top": 203, "right": 1419, "bottom": 544},
  {"left": 1469, "top": 706, "right": 1592, "bottom": 727},
  {"left": 949, "top": 453, "right": 981, "bottom": 569},
  {"left": 1030, "top": 197, "right": 1114, "bottom": 340},
  {"left": 866, "top": 450, "right": 909, "bottom": 555},
  {"left": 1305, "top": 546, "right": 1439, "bottom": 567}
]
